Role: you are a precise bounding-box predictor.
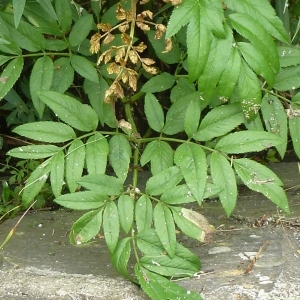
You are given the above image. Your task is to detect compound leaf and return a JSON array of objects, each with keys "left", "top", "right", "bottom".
[
  {"left": 234, "top": 158, "right": 290, "bottom": 214},
  {"left": 7, "top": 145, "right": 60, "bottom": 159},
  {"left": 153, "top": 203, "right": 176, "bottom": 257},
  {"left": 140, "top": 140, "right": 173, "bottom": 175},
  {"left": 174, "top": 143, "right": 206, "bottom": 204},
  {"left": 215, "top": 131, "right": 284, "bottom": 154},
  {"left": 86, "top": 133, "right": 109, "bottom": 175},
  {"left": 193, "top": 103, "right": 244, "bottom": 141},
  {"left": 69, "top": 209, "right": 103, "bottom": 245},
  {"left": 146, "top": 166, "right": 183, "bottom": 196},
  {"left": 135, "top": 265, "right": 201, "bottom": 300},
  {"left": 103, "top": 201, "right": 120, "bottom": 253},
  {"left": 0, "top": 57, "right": 23, "bottom": 101},
  {"left": 54, "top": 191, "right": 108, "bottom": 210},
  {"left": 136, "top": 195, "right": 153, "bottom": 233},
  {"left": 22, "top": 158, "right": 52, "bottom": 207},
  {"left": 109, "top": 135, "right": 131, "bottom": 183},
  {"left": 38, "top": 91, "right": 98, "bottom": 131},
  {"left": 111, "top": 237, "right": 132, "bottom": 279},
  {"left": 141, "top": 73, "right": 175, "bottom": 93},
  {"left": 78, "top": 174, "right": 123, "bottom": 195},
  {"left": 261, "top": 95, "right": 287, "bottom": 158},
  {"left": 210, "top": 152, "right": 237, "bottom": 217},
  {"left": 65, "top": 139, "right": 85, "bottom": 193},
  {"left": 50, "top": 150, "right": 65, "bottom": 197},
  {"left": 118, "top": 195, "right": 134, "bottom": 234},
  {"left": 12, "top": 122, "right": 76, "bottom": 143},
  {"left": 144, "top": 93, "right": 164, "bottom": 133}
]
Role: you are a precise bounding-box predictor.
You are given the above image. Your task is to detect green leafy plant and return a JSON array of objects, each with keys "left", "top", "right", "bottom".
[{"left": 0, "top": 0, "right": 298, "bottom": 298}]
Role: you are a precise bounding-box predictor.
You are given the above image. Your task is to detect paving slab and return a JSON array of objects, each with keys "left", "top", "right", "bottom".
[{"left": 0, "top": 162, "right": 300, "bottom": 299}]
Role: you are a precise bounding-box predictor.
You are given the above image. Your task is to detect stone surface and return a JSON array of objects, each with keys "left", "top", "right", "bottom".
[{"left": 0, "top": 162, "right": 300, "bottom": 299}]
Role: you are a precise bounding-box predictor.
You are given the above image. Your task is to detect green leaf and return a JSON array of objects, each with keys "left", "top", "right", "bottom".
[
  {"left": 135, "top": 195, "right": 153, "bottom": 233},
  {"left": 170, "top": 79, "right": 196, "bottom": 103},
  {"left": 144, "top": 93, "right": 164, "bottom": 133},
  {"left": 140, "top": 140, "right": 173, "bottom": 175},
  {"left": 50, "top": 150, "right": 65, "bottom": 197},
  {"left": 66, "top": 139, "right": 85, "bottom": 193},
  {"left": 12, "top": 122, "right": 76, "bottom": 143},
  {"left": 118, "top": 195, "right": 134, "bottom": 234},
  {"left": 135, "top": 265, "right": 202, "bottom": 300},
  {"left": 38, "top": 91, "right": 99, "bottom": 131},
  {"left": 187, "top": 19, "right": 211, "bottom": 82},
  {"left": 70, "top": 55, "right": 99, "bottom": 83},
  {"left": 54, "top": 191, "right": 108, "bottom": 210},
  {"left": 193, "top": 103, "right": 244, "bottom": 142},
  {"left": 277, "top": 46, "right": 300, "bottom": 67},
  {"left": 141, "top": 73, "right": 175, "bottom": 93},
  {"left": 166, "top": 0, "right": 225, "bottom": 38},
  {"left": 174, "top": 143, "right": 206, "bottom": 204},
  {"left": 197, "top": 25, "right": 233, "bottom": 102},
  {"left": 0, "top": 57, "right": 23, "bottom": 100},
  {"left": 22, "top": 158, "right": 51, "bottom": 207},
  {"left": 216, "top": 47, "right": 241, "bottom": 100},
  {"left": 103, "top": 201, "right": 119, "bottom": 253},
  {"left": 154, "top": 203, "right": 176, "bottom": 257},
  {"left": 7, "top": 145, "right": 60, "bottom": 159},
  {"left": 23, "top": 2, "right": 61, "bottom": 36},
  {"left": 136, "top": 228, "right": 166, "bottom": 255},
  {"left": 84, "top": 77, "right": 117, "bottom": 128},
  {"left": 289, "top": 116, "right": 300, "bottom": 159},
  {"left": 78, "top": 174, "right": 123, "bottom": 195},
  {"left": 225, "top": 0, "right": 289, "bottom": 43},
  {"left": 215, "top": 131, "right": 284, "bottom": 154},
  {"left": 69, "top": 209, "right": 103, "bottom": 245},
  {"left": 55, "top": 0, "right": 72, "bottom": 34},
  {"left": 111, "top": 237, "right": 132, "bottom": 279},
  {"left": 274, "top": 65, "right": 300, "bottom": 91},
  {"left": 51, "top": 57, "right": 74, "bottom": 93},
  {"left": 173, "top": 207, "right": 216, "bottom": 243},
  {"left": 86, "top": 133, "right": 109, "bottom": 174},
  {"left": 147, "top": 31, "right": 181, "bottom": 64},
  {"left": 163, "top": 94, "right": 195, "bottom": 135},
  {"left": 261, "top": 95, "right": 287, "bottom": 158},
  {"left": 171, "top": 207, "right": 204, "bottom": 242},
  {"left": 0, "top": 12, "right": 46, "bottom": 51},
  {"left": 109, "top": 135, "right": 131, "bottom": 183},
  {"left": 228, "top": 12, "right": 280, "bottom": 73},
  {"left": 37, "top": 0, "right": 58, "bottom": 20},
  {"left": 45, "top": 39, "right": 68, "bottom": 51},
  {"left": 13, "top": 0, "right": 26, "bottom": 28},
  {"left": 69, "top": 14, "right": 93, "bottom": 47},
  {"left": 0, "top": 55, "right": 11, "bottom": 67},
  {"left": 237, "top": 60, "right": 262, "bottom": 120},
  {"left": 233, "top": 158, "right": 290, "bottom": 214},
  {"left": 146, "top": 166, "right": 183, "bottom": 196},
  {"left": 184, "top": 97, "right": 201, "bottom": 138},
  {"left": 140, "top": 250, "right": 199, "bottom": 278},
  {"left": 238, "top": 42, "right": 275, "bottom": 87},
  {"left": 30, "top": 56, "right": 54, "bottom": 118},
  {"left": 161, "top": 185, "right": 195, "bottom": 205},
  {"left": 210, "top": 152, "right": 237, "bottom": 217},
  {"left": 203, "top": 182, "right": 223, "bottom": 199}
]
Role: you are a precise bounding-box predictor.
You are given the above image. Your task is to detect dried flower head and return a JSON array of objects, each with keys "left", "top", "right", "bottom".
[
  {"left": 103, "top": 32, "right": 115, "bottom": 45},
  {"left": 155, "top": 24, "right": 166, "bottom": 39},
  {"left": 133, "top": 42, "right": 147, "bottom": 53},
  {"left": 163, "top": 38, "right": 172, "bottom": 53},
  {"left": 90, "top": 33, "right": 101, "bottom": 54},
  {"left": 97, "top": 23, "right": 111, "bottom": 32}
]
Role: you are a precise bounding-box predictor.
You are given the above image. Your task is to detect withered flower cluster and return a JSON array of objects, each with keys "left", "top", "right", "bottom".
[{"left": 89, "top": 2, "right": 171, "bottom": 103}]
